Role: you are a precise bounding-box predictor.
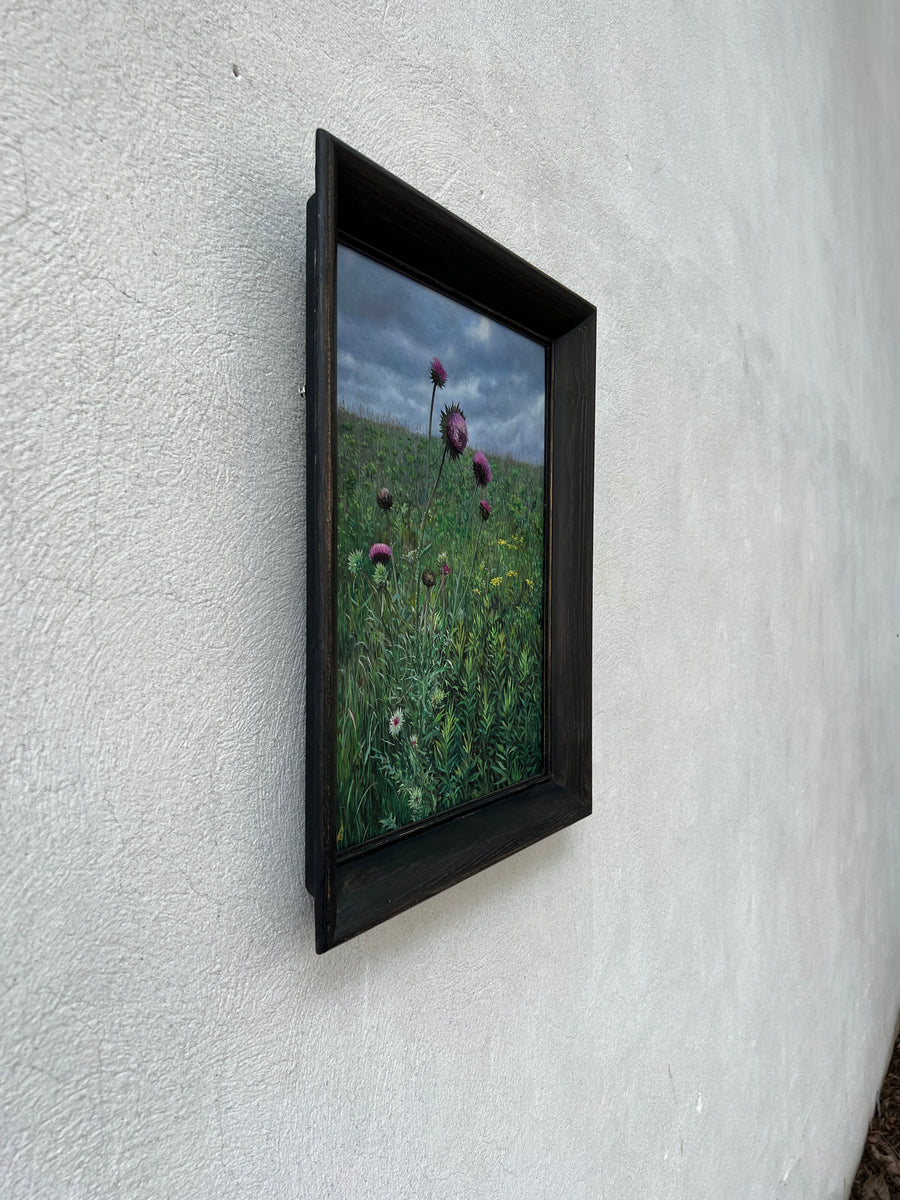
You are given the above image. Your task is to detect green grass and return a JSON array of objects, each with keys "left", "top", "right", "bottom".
[{"left": 335, "top": 405, "right": 544, "bottom": 851}]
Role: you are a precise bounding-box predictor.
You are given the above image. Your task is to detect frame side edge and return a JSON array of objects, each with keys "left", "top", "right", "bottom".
[
  {"left": 549, "top": 311, "right": 597, "bottom": 805},
  {"left": 304, "top": 190, "right": 319, "bottom": 900},
  {"left": 309, "top": 131, "right": 339, "bottom": 952}
]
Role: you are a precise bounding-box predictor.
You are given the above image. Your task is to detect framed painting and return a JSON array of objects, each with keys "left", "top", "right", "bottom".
[{"left": 305, "top": 130, "right": 595, "bottom": 952}]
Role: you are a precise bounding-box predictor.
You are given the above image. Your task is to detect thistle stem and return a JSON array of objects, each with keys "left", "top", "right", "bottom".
[
  {"left": 386, "top": 514, "right": 398, "bottom": 590},
  {"left": 452, "top": 484, "right": 478, "bottom": 614},
  {"left": 415, "top": 444, "right": 447, "bottom": 614},
  {"left": 419, "top": 444, "right": 447, "bottom": 546},
  {"left": 424, "top": 381, "right": 438, "bottom": 504}
]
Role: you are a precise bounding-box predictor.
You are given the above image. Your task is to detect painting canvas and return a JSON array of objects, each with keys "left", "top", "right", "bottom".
[{"left": 335, "top": 244, "right": 548, "bottom": 851}]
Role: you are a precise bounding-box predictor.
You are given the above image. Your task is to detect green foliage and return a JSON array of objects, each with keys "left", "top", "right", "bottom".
[{"left": 335, "top": 406, "right": 544, "bottom": 850}]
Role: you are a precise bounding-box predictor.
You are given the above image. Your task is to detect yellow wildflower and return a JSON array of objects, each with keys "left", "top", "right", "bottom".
[
  {"left": 490, "top": 577, "right": 501, "bottom": 587},
  {"left": 506, "top": 570, "right": 517, "bottom": 578},
  {"left": 525, "top": 578, "right": 534, "bottom": 588}
]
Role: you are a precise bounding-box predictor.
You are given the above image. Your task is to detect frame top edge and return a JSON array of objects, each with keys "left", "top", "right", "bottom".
[{"left": 314, "top": 128, "right": 595, "bottom": 325}]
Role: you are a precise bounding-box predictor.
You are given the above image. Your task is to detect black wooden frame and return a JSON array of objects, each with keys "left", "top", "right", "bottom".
[{"left": 306, "top": 130, "right": 595, "bottom": 953}]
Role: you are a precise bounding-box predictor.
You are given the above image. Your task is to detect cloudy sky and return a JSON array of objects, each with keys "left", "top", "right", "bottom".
[{"left": 336, "top": 245, "right": 546, "bottom": 464}]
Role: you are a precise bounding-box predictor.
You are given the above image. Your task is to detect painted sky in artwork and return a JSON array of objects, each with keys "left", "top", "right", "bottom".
[{"left": 336, "top": 245, "right": 546, "bottom": 464}]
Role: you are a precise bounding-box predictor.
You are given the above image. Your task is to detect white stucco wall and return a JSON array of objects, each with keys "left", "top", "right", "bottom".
[{"left": 3, "top": 2, "right": 899, "bottom": 1197}]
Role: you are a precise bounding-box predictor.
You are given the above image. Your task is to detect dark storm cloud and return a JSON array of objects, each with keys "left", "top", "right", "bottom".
[{"left": 336, "top": 245, "right": 545, "bottom": 464}]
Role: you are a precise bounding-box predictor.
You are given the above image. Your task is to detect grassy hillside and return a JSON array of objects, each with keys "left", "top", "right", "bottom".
[{"left": 335, "top": 406, "right": 545, "bottom": 850}]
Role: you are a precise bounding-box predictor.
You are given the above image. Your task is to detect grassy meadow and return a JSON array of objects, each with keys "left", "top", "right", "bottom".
[{"left": 335, "top": 404, "right": 545, "bottom": 851}]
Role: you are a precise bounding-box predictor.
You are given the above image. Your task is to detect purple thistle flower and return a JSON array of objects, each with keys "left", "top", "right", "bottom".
[
  {"left": 440, "top": 563, "right": 451, "bottom": 577},
  {"left": 430, "top": 357, "right": 447, "bottom": 388},
  {"left": 479, "top": 500, "right": 491, "bottom": 522},
  {"left": 440, "top": 403, "right": 468, "bottom": 460},
  {"left": 369, "top": 542, "right": 392, "bottom": 565},
  {"left": 472, "top": 451, "right": 491, "bottom": 487}
]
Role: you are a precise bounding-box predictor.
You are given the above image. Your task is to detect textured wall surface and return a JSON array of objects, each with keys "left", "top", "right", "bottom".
[{"left": 3, "top": 2, "right": 899, "bottom": 1197}]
